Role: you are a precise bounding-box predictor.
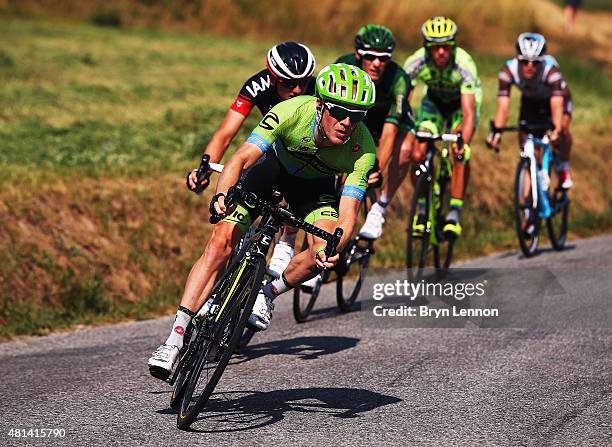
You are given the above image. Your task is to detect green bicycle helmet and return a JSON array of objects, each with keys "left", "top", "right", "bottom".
[
  {"left": 315, "top": 63, "right": 376, "bottom": 109},
  {"left": 355, "top": 24, "right": 396, "bottom": 55},
  {"left": 421, "top": 16, "right": 458, "bottom": 46}
]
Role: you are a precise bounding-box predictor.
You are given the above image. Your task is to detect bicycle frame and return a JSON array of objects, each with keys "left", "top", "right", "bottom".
[
  {"left": 414, "top": 133, "right": 456, "bottom": 246},
  {"left": 521, "top": 133, "right": 553, "bottom": 219}
]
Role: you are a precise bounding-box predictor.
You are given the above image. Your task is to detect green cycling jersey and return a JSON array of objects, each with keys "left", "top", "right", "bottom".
[
  {"left": 403, "top": 47, "right": 482, "bottom": 108},
  {"left": 246, "top": 95, "right": 377, "bottom": 202}
]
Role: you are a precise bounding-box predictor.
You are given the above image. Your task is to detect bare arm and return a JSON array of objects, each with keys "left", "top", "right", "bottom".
[
  {"left": 335, "top": 195, "right": 361, "bottom": 250},
  {"left": 376, "top": 122, "right": 399, "bottom": 173},
  {"left": 204, "top": 109, "right": 247, "bottom": 163},
  {"left": 550, "top": 95, "right": 564, "bottom": 140},
  {"left": 314, "top": 195, "right": 361, "bottom": 269},
  {"left": 493, "top": 96, "right": 511, "bottom": 129},
  {"left": 459, "top": 93, "right": 476, "bottom": 145}
]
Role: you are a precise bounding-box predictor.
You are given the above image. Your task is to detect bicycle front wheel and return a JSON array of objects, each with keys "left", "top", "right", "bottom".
[
  {"left": 514, "top": 157, "right": 540, "bottom": 257},
  {"left": 177, "top": 257, "right": 266, "bottom": 430},
  {"left": 406, "top": 172, "right": 432, "bottom": 280}
]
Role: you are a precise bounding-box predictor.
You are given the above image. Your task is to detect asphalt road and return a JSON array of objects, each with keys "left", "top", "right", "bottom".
[{"left": 1, "top": 235, "right": 611, "bottom": 446}]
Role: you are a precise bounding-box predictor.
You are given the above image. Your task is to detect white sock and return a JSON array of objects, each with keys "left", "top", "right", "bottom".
[
  {"left": 279, "top": 226, "right": 297, "bottom": 247},
  {"left": 371, "top": 202, "right": 387, "bottom": 216},
  {"left": 379, "top": 192, "right": 389, "bottom": 206},
  {"left": 267, "top": 273, "right": 292, "bottom": 297},
  {"left": 165, "top": 309, "right": 192, "bottom": 350}
]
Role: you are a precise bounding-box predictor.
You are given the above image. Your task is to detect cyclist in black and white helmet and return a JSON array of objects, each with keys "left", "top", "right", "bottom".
[
  {"left": 187, "top": 41, "right": 316, "bottom": 193},
  {"left": 487, "top": 32, "right": 574, "bottom": 189}
]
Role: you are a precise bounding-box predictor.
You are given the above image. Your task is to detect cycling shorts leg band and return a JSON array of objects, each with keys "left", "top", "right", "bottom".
[
  {"left": 305, "top": 206, "right": 339, "bottom": 225},
  {"left": 222, "top": 202, "right": 254, "bottom": 232}
]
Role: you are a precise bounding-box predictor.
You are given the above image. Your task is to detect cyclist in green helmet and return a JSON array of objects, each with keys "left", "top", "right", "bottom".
[
  {"left": 148, "top": 64, "right": 377, "bottom": 379},
  {"left": 361, "top": 17, "right": 482, "bottom": 240},
  {"left": 335, "top": 24, "right": 415, "bottom": 240}
]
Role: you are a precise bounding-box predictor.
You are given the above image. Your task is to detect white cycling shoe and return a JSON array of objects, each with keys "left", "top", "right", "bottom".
[
  {"left": 359, "top": 205, "right": 386, "bottom": 240},
  {"left": 268, "top": 242, "right": 294, "bottom": 278},
  {"left": 248, "top": 289, "right": 275, "bottom": 331},
  {"left": 148, "top": 343, "right": 180, "bottom": 381}
]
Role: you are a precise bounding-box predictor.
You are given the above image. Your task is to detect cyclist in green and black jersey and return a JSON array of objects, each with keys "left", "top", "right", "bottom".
[
  {"left": 361, "top": 17, "right": 482, "bottom": 240},
  {"left": 148, "top": 64, "right": 377, "bottom": 380},
  {"left": 333, "top": 25, "right": 414, "bottom": 239}
]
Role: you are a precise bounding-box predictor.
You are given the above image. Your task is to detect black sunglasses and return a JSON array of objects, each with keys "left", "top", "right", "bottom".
[
  {"left": 361, "top": 53, "right": 391, "bottom": 63},
  {"left": 518, "top": 58, "right": 541, "bottom": 66},
  {"left": 324, "top": 102, "right": 368, "bottom": 123},
  {"left": 277, "top": 77, "right": 312, "bottom": 90}
]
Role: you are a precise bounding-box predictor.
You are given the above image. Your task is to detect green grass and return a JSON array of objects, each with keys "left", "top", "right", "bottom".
[{"left": 0, "top": 17, "right": 610, "bottom": 338}]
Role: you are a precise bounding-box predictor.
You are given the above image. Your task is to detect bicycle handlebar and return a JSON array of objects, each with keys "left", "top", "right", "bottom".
[
  {"left": 489, "top": 120, "right": 553, "bottom": 134},
  {"left": 190, "top": 155, "right": 225, "bottom": 195},
  {"left": 211, "top": 182, "right": 343, "bottom": 257},
  {"left": 415, "top": 131, "right": 464, "bottom": 160}
]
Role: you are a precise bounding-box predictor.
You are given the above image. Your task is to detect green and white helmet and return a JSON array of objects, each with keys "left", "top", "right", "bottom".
[
  {"left": 355, "top": 24, "right": 396, "bottom": 55},
  {"left": 315, "top": 63, "right": 376, "bottom": 109}
]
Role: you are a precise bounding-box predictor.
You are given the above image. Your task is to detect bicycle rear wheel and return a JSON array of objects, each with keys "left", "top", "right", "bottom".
[
  {"left": 432, "top": 176, "right": 455, "bottom": 271},
  {"left": 406, "top": 172, "right": 433, "bottom": 280},
  {"left": 292, "top": 236, "right": 322, "bottom": 323},
  {"left": 336, "top": 187, "right": 375, "bottom": 311},
  {"left": 546, "top": 169, "right": 569, "bottom": 250},
  {"left": 176, "top": 257, "right": 266, "bottom": 430},
  {"left": 336, "top": 237, "right": 371, "bottom": 312},
  {"left": 514, "top": 157, "right": 540, "bottom": 257}
]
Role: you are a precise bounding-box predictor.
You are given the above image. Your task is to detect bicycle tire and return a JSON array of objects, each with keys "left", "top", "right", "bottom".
[
  {"left": 176, "top": 257, "right": 266, "bottom": 430},
  {"left": 406, "top": 172, "right": 432, "bottom": 280},
  {"left": 336, "top": 187, "right": 375, "bottom": 312},
  {"left": 432, "top": 176, "right": 455, "bottom": 271},
  {"left": 514, "top": 157, "right": 540, "bottom": 257},
  {"left": 235, "top": 326, "right": 256, "bottom": 354},
  {"left": 546, "top": 169, "right": 569, "bottom": 250},
  {"left": 336, "top": 237, "right": 371, "bottom": 312},
  {"left": 292, "top": 237, "right": 322, "bottom": 323},
  {"left": 169, "top": 323, "right": 196, "bottom": 410}
]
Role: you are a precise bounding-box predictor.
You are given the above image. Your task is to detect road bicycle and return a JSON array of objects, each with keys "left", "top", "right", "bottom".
[
  {"left": 292, "top": 185, "right": 376, "bottom": 322},
  {"left": 169, "top": 181, "right": 342, "bottom": 430},
  {"left": 406, "top": 131, "right": 464, "bottom": 279},
  {"left": 489, "top": 121, "right": 569, "bottom": 257}
]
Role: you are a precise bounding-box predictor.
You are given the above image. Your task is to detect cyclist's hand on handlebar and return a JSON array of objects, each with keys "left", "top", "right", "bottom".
[
  {"left": 367, "top": 169, "right": 382, "bottom": 186},
  {"left": 315, "top": 246, "right": 339, "bottom": 270},
  {"left": 187, "top": 168, "right": 211, "bottom": 193},
  {"left": 485, "top": 131, "right": 502, "bottom": 151},
  {"left": 209, "top": 192, "right": 228, "bottom": 222},
  {"left": 550, "top": 128, "right": 561, "bottom": 145}
]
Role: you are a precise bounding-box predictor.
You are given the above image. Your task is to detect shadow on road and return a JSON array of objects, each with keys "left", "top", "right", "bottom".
[
  {"left": 183, "top": 387, "right": 402, "bottom": 433},
  {"left": 233, "top": 335, "right": 359, "bottom": 365}
]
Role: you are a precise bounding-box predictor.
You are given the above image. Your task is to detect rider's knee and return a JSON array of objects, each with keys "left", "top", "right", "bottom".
[{"left": 411, "top": 143, "right": 426, "bottom": 163}]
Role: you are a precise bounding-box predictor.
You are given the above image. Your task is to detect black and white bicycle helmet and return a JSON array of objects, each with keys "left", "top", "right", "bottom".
[
  {"left": 516, "top": 33, "right": 547, "bottom": 60},
  {"left": 266, "top": 41, "right": 316, "bottom": 80}
]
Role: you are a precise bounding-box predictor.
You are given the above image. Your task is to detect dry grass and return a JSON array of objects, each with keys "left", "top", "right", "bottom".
[
  {"left": 0, "top": 14, "right": 609, "bottom": 337},
  {"left": 2, "top": 0, "right": 611, "bottom": 65}
]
